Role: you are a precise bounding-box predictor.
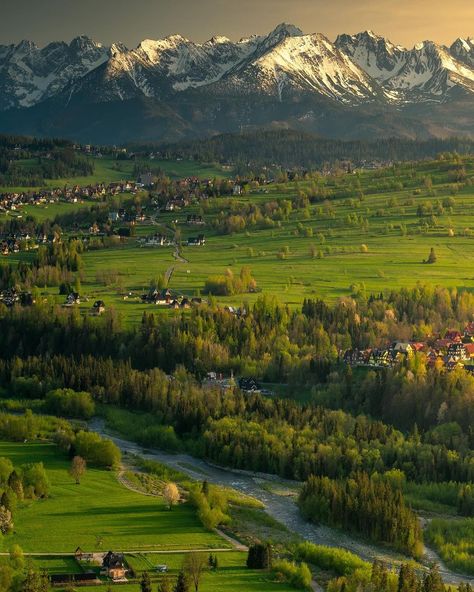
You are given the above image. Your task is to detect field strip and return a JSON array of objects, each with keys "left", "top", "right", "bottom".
[
  {"left": 0, "top": 549, "right": 244, "bottom": 557},
  {"left": 116, "top": 469, "right": 245, "bottom": 552}
]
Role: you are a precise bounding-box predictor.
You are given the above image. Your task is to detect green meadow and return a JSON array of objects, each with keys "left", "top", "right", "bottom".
[
  {"left": 123, "top": 551, "right": 296, "bottom": 592},
  {"left": 4, "top": 155, "right": 474, "bottom": 324},
  {"left": 1, "top": 440, "right": 296, "bottom": 592},
  {"left": 76, "top": 157, "right": 474, "bottom": 322},
  {"left": 0, "top": 441, "right": 225, "bottom": 553}
]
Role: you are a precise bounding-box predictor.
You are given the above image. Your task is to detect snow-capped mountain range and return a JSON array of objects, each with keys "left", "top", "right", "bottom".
[{"left": 0, "top": 24, "right": 473, "bottom": 142}]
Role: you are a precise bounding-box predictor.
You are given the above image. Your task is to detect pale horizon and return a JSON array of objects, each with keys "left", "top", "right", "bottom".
[{"left": 1, "top": 0, "right": 472, "bottom": 49}]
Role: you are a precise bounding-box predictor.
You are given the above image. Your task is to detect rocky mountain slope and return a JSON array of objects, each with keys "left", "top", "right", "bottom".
[{"left": 0, "top": 24, "right": 472, "bottom": 142}]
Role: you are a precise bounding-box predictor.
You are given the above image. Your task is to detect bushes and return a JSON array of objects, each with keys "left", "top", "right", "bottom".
[
  {"left": 45, "top": 388, "right": 95, "bottom": 419},
  {"left": 273, "top": 559, "right": 312, "bottom": 590},
  {"left": 189, "top": 483, "right": 230, "bottom": 531},
  {"left": 74, "top": 431, "right": 121, "bottom": 468},
  {"left": 204, "top": 266, "right": 257, "bottom": 296},
  {"left": 0, "top": 410, "right": 66, "bottom": 442},
  {"left": 426, "top": 518, "right": 474, "bottom": 575},
  {"left": 21, "top": 462, "right": 50, "bottom": 498},
  {"left": 294, "top": 543, "right": 370, "bottom": 577},
  {"left": 105, "top": 408, "right": 182, "bottom": 452}
]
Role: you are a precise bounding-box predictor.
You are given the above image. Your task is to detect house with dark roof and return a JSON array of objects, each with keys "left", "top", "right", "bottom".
[
  {"left": 447, "top": 342, "right": 468, "bottom": 361},
  {"left": 101, "top": 551, "right": 127, "bottom": 581},
  {"left": 187, "top": 234, "right": 205, "bottom": 246},
  {"left": 92, "top": 300, "right": 106, "bottom": 316}
]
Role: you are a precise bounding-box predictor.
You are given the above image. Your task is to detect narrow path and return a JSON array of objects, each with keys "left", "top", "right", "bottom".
[
  {"left": 116, "top": 469, "right": 159, "bottom": 497},
  {"left": 149, "top": 216, "right": 188, "bottom": 286},
  {"left": 117, "top": 467, "right": 246, "bottom": 553},
  {"left": 215, "top": 529, "right": 248, "bottom": 552},
  {"left": 0, "top": 549, "right": 240, "bottom": 557}
]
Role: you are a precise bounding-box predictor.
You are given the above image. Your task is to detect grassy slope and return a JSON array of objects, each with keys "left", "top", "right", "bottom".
[
  {"left": 77, "top": 158, "right": 474, "bottom": 323},
  {"left": 2, "top": 439, "right": 295, "bottom": 591},
  {"left": 4, "top": 157, "right": 474, "bottom": 325},
  {"left": 0, "top": 441, "right": 224, "bottom": 553},
  {"left": 426, "top": 518, "right": 474, "bottom": 575}
]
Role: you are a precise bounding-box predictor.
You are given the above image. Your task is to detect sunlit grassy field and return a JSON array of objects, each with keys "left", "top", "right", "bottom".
[
  {"left": 4, "top": 156, "right": 474, "bottom": 324},
  {"left": 0, "top": 441, "right": 225, "bottom": 553},
  {"left": 76, "top": 157, "right": 474, "bottom": 322}
]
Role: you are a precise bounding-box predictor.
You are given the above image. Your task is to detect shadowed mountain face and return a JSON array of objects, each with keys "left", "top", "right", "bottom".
[{"left": 0, "top": 24, "right": 473, "bottom": 143}]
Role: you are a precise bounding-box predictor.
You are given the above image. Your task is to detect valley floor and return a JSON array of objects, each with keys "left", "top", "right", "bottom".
[{"left": 88, "top": 419, "right": 474, "bottom": 586}]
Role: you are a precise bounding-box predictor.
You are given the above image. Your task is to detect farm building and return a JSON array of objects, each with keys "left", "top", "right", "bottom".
[{"left": 101, "top": 551, "right": 128, "bottom": 581}]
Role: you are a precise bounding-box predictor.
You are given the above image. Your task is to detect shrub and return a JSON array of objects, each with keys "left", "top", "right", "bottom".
[
  {"left": 247, "top": 543, "right": 272, "bottom": 569},
  {"left": 294, "top": 543, "right": 370, "bottom": 577},
  {"left": 74, "top": 431, "right": 121, "bottom": 468},
  {"left": 45, "top": 388, "right": 95, "bottom": 419},
  {"left": 273, "top": 559, "right": 312, "bottom": 590}
]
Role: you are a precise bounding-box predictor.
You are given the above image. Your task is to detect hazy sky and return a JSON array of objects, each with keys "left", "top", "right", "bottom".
[{"left": 1, "top": 0, "right": 473, "bottom": 48}]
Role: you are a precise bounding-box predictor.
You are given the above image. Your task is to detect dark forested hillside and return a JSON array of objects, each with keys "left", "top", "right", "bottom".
[
  {"left": 150, "top": 131, "right": 474, "bottom": 169},
  {"left": 0, "top": 134, "right": 93, "bottom": 186}
]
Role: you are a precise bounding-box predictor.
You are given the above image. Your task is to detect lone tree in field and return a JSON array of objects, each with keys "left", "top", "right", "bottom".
[
  {"left": 140, "top": 572, "right": 152, "bottom": 592},
  {"left": 0, "top": 505, "right": 13, "bottom": 534},
  {"left": 426, "top": 247, "right": 437, "bottom": 264},
  {"left": 174, "top": 570, "right": 189, "bottom": 592},
  {"left": 184, "top": 553, "right": 207, "bottom": 592},
  {"left": 246, "top": 543, "right": 272, "bottom": 570},
  {"left": 158, "top": 575, "right": 172, "bottom": 592},
  {"left": 69, "top": 456, "right": 86, "bottom": 485},
  {"left": 163, "top": 482, "right": 180, "bottom": 510}
]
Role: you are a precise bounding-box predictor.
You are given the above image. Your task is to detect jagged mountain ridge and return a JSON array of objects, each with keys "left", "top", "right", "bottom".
[
  {"left": 2, "top": 24, "right": 474, "bottom": 109},
  {"left": 0, "top": 24, "right": 473, "bottom": 143},
  {"left": 335, "top": 31, "right": 474, "bottom": 101},
  {"left": 0, "top": 35, "right": 110, "bottom": 110}
]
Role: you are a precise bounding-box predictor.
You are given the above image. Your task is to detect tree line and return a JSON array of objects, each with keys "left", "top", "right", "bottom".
[{"left": 298, "top": 472, "right": 423, "bottom": 557}]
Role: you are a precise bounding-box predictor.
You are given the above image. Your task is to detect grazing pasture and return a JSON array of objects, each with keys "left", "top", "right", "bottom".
[{"left": 0, "top": 441, "right": 225, "bottom": 553}]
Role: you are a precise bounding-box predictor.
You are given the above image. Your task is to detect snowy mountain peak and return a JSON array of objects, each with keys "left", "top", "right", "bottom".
[
  {"left": 450, "top": 37, "right": 474, "bottom": 67},
  {"left": 207, "top": 35, "right": 232, "bottom": 45},
  {"left": 15, "top": 39, "right": 37, "bottom": 54},
  {"left": 69, "top": 35, "right": 103, "bottom": 51},
  {"left": 1, "top": 26, "right": 474, "bottom": 114},
  {"left": 268, "top": 23, "right": 304, "bottom": 39},
  {"left": 109, "top": 42, "right": 128, "bottom": 57}
]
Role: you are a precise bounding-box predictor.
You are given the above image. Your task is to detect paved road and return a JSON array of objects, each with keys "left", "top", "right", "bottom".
[{"left": 90, "top": 419, "right": 474, "bottom": 586}]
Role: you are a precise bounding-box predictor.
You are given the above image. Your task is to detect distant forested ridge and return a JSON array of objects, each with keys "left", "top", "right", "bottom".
[
  {"left": 148, "top": 130, "right": 474, "bottom": 169},
  {"left": 0, "top": 134, "right": 93, "bottom": 186}
]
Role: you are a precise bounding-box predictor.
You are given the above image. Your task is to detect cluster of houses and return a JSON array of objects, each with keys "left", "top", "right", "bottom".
[
  {"left": 187, "top": 234, "right": 205, "bottom": 246},
  {"left": 186, "top": 214, "right": 205, "bottom": 225},
  {"left": 1, "top": 237, "right": 20, "bottom": 255},
  {"left": 108, "top": 207, "right": 146, "bottom": 224},
  {"left": 138, "top": 233, "right": 174, "bottom": 247},
  {"left": 63, "top": 293, "right": 106, "bottom": 315},
  {"left": 141, "top": 288, "right": 203, "bottom": 309},
  {"left": 137, "top": 233, "right": 205, "bottom": 248},
  {"left": 203, "top": 372, "right": 274, "bottom": 395},
  {"left": 0, "top": 181, "right": 140, "bottom": 214},
  {"left": 0, "top": 289, "right": 34, "bottom": 308},
  {"left": 0, "top": 231, "right": 51, "bottom": 255},
  {"left": 342, "top": 325, "right": 474, "bottom": 373}
]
